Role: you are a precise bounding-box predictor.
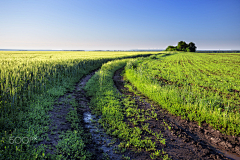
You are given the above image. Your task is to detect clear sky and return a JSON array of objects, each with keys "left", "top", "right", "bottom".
[{"left": 0, "top": 0, "right": 239, "bottom": 50}]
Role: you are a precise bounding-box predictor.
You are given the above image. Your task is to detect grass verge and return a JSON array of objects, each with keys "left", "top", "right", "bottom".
[{"left": 85, "top": 59, "right": 170, "bottom": 159}]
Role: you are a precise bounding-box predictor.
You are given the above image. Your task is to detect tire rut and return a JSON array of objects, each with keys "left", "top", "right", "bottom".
[
  {"left": 37, "top": 70, "right": 123, "bottom": 159},
  {"left": 75, "top": 70, "right": 123, "bottom": 160}
]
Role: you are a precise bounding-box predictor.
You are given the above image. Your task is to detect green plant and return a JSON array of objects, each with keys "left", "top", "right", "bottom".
[
  {"left": 124, "top": 52, "right": 240, "bottom": 136},
  {"left": 102, "top": 153, "right": 110, "bottom": 160},
  {"left": 122, "top": 155, "right": 131, "bottom": 160},
  {"left": 85, "top": 58, "right": 164, "bottom": 159}
]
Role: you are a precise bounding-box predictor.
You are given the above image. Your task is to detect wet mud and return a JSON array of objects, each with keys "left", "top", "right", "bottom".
[
  {"left": 113, "top": 67, "right": 240, "bottom": 160},
  {"left": 75, "top": 71, "right": 123, "bottom": 160}
]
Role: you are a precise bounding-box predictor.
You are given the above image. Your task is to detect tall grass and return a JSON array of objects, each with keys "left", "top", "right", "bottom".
[
  {"left": 0, "top": 58, "right": 106, "bottom": 131},
  {"left": 0, "top": 51, "right": 158, "bottom": 131}
]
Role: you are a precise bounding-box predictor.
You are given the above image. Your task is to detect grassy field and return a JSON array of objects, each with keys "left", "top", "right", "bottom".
[
  {"left": 1, "top": 51, "right": 240, "bottom": 159},
  {"left": 124, "top": 52, "right": 240, "bottom": 136},
  {"left": 0, "top": 51, "right": 159, "bottom": 159}
]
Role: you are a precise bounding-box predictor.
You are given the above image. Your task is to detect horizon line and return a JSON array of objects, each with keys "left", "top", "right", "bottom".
[{"left": 1, "top": 49, "right": 240, "bottom": 51}]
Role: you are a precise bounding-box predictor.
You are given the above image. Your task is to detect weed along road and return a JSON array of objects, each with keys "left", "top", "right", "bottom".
[{"left": 75, "top": 70, "right": 123, "bottom": 160}]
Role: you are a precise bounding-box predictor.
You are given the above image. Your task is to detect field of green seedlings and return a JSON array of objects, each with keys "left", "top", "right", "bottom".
[
  {"left": 124, "top": 52, "right": 240, "bottom": 136},
  {"left": 0, "top": 51, "right": 159, "bottom": 159}
]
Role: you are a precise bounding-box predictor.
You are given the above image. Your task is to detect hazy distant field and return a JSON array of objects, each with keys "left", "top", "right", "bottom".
[{"left": 0, "top": 51, "right": 160, "bottom": 60}]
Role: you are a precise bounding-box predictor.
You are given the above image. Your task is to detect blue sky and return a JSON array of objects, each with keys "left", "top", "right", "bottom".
[{"left": 0, "top": 0, "right": 239, "bottom": 50}]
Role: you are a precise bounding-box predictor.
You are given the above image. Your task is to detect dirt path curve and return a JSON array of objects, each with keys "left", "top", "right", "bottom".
[
  {"left": 38, "top": 70, "right": 123, "bottom": 159},
  {"left": 75, "top": 70, "right": 123, "bottom": 160},
  {"left": 113, "top": 68, "right": 240, "bottom": 160}
]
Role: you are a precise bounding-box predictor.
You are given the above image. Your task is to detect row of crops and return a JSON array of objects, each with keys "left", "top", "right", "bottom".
[
  {"left": 0, "top": 51, "right": 158, "bottom": 159},
  {"left": 124, "top": 52, "right": 240, "bottom": 136}
]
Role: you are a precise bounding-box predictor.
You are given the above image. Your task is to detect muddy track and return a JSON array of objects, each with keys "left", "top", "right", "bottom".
[
  {"left": 75, "top": 70, "right": 123, "bottom": 160},
  {"left": 38, "top": 70, "right": 123, "bottom": 159},
  {"left": 113, "top": 67, "right": 240, "bottom": 160}
]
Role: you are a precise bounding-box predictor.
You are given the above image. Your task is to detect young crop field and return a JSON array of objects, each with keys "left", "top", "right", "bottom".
[
  {"left": 1, "top": 51, "right": 240, "bottom": 159},
  {"left": 124, "top": 52, "right": 240, "bottom": 136}
]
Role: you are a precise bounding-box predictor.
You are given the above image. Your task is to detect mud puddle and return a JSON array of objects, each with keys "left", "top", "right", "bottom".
[
  {"left": 113, "top": 67, "right": 240, "bottom": 160},
  {"left": 219, "top": 149, "right": 240, "bottom": 160},
  {"left": 75, "top": 70, "right": 123, "bottom": 160},
  {"left": 83, "top": 111, "right": 122, "bottom": 159}
]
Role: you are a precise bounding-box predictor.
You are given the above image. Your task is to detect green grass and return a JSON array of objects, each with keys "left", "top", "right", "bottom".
[
  {"left": 0, "top": 51, "right": 159, "bottom": 159},
  {"left": 85, "top": 59, "right": 169, "bottom": 159},
  {"left": 124, "top": 52, "right": 240, "bottom": 136}
]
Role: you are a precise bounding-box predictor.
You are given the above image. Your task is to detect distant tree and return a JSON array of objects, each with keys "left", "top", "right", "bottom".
[
  {"left": 186, "top": 47, "right": 191, "bottom": 52},
  {"left": 165, "top": 41, "right": 197, "bottom": 52},
  {"left": 188, "top": 42, "right": 197, "bottom": 52},
  {"left": 166, "top": 45, "right": 177, "bottom": 51},
  {"left": 177, "top": 41, "right": 188, "bottom": 51}
]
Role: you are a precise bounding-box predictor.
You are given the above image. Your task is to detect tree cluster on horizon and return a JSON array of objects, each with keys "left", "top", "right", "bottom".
[{"left": 166, "top": 41, "right": 197, "bottom": 52}]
